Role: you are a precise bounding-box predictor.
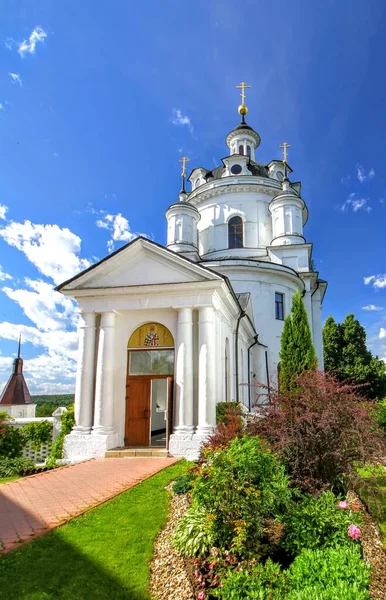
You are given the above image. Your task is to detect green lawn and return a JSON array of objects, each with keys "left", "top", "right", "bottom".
[
  {"left": 0, "top": 475, "right": 20, "bottom": 484},
  {"left": 0, "top": 460, "right": 188, "bottom": 600},
  {"left": 357, "top": 465, "right": 386, "bottom": 542}
]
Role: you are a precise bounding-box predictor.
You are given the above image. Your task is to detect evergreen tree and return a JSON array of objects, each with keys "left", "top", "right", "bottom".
[
  {"left": 280, "top": 291, "right": 317, "bottom": 392},
  {"left": 323, "top": 313, "right": 386, "bottom": 399}
]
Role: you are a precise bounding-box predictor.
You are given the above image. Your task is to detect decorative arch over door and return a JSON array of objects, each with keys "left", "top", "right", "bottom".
[{"left": 126, "top": 323, "right": 175, "bottom": 448}]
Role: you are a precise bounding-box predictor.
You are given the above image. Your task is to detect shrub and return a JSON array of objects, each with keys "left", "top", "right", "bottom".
[
  {"left": 22, "top": 420, "right": 52, "bottom": 450},
  {"left": 172, "top": 473, "right": 193, "bottom": 494},
  {"left": 0, "top": 456, "right": 35, "bottom": 477},
  {"left": 46, "top": 405, "right": 75, "bottom": 467},
  {"left": 286, "top": 545, "right": 370, "bottom": 600},
  {"left": 212, "top": 558, "right": 287, "bottom": 599},
  {"left": 192, "top": 436, "right": 290, "bottom": 558},
  {"left": 375, "top": 398, "right": 386, "bottom": 433},
  {"left": 173, "top": 504, "right": 214, "bottom": 557},
  {"left": 0, "top": 420, "right": 25, "bottom": 458},
  {"left": 199, "top": 403, "right": 244, "bottom": 460},
  {"left": 247, "top": 371, "right": 386, "bottom": 493},
  {"left": 282, "top": 490, "right": 359, "bottom": 555}
]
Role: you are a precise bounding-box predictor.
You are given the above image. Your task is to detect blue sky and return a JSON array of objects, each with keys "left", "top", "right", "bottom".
[{"left": 0, "top": 0, "right": 386, "bottom": 393}]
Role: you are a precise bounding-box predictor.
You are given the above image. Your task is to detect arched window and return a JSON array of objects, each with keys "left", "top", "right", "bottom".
[
  {"left": 238, "top": 144, "right": 244, "bottom": 155},
  {"left": 246, "top": 145, "right": 251, "bottom": 157},
  {"left": 228, "top": 216, "right": 244, "bottom": 249}
]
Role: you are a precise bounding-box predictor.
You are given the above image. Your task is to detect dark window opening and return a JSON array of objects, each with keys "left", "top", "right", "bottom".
[
  {"left": 238, "top": 145, "right": 244, "bottom": 155},
  {"left": 275, "top": 292, "right": 284, "bottom": 320},
  {"left": 228, "top": 216, "right": 244, "bottom": 249},
  {"left": 247, "top": 145, "right": 251, "bottom": 157}
]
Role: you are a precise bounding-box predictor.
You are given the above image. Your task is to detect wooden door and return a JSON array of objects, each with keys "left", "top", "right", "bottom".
[{"left": 125, "top": 378, "right": 151, "bottom": 446}]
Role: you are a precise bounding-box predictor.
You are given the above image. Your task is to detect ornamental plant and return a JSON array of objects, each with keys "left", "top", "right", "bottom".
[
  {"left": 247, "top": 370, "right": 386, "bottom": 493},
  {"left": 0, "top": 412, "right": 24, "bottom": 458},
  {"left": 22, "top": 420, "right": 52, "bottom": 450},
  {"left": 198, "top": 403, "right": 244, "bottom": 461},
  {"left": 192, "top": 436, "right": 290, "bottom": 559}
]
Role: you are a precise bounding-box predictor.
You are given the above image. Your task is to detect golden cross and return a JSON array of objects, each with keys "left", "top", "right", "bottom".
[
  {"left": 179, "top": 156, "right": 190, "bottom": 178},
  {"left": 236, "top": 81, "right": 251, "bottom": 104},
  {"left": 279, "top": 141, "right": 291, "bottom": 163}
]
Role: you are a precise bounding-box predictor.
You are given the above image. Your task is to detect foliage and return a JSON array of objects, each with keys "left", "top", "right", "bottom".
[
  {"left": 32, "top": 394, "right": 74, "bottom": 407},
  {"left": 279, "top": 291, "right": 317, "bottom": 393},
  {"left": 172, "top": 472, "right": 194, "bottom": 494},
  {"left": 22, "top": 420, "right": 52, "bottom": 450},
  {"left": 216, "top": 402, "right": 242, "bottom": 424},
  {"left": 174, "top": 504, "right": 214, "bottom": 557},
  {"left": 0, "top": 410, "right": 12, "bottom": 423},
  {"left": 192, "top": 436, "right": 290, "bottom": 558},
  {"left": 212, "top": 558, "right": 287, "bottom": 599},
  {"left": 199, "top": 403, "right": 244, "bottom": 460},
  {"left": 0, "top": 461, "right": 188, "bottom": 600},
  {"left": 374, "top": 398, "right": 386, "bottom": 433},
  {"left": 323, "top": 314, "right": 386, "bottom": 399},
  {"left": 282, "top": 490, "right": 359, "bottom": 555},
  {"left": 0, "top": 456, "right": 35, "bottom": 477},
  {"left": 36, "top": 404, "right": 56, "bottom": 417},
  {"left": 356, "top": 465, "right": 386, "bottom": 541},
  {"left": 0, "top": 420, "right": 25, "bottom": 458},
  {"left": 247, "top": 371, "right": 386, "bottom": 493},
  {"left": 46, "top": 405, "right": 75, "bottom": 467},
  {"left": 286, "top": 545, "right": 370, "bottom": 600}
]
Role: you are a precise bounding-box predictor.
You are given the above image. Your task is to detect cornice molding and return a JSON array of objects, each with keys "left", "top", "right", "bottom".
[{"left": 189, "top": 180, "right": 280, "bottom": 205}]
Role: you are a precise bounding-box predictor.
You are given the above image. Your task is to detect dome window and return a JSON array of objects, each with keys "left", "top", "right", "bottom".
[
  {"left": 247, "top": 145, "right": 251, "bottom": 157},
  {"left": 228, "top": 216, "right": 244, "bottom": 249},
  {"left": 238, "top": 145, "right": 244, "bottom": 155}
]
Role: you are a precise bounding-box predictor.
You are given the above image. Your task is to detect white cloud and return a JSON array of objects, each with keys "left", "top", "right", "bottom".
[
  {"left": 18, "top": 26, "right": 47, "bottom": 57},
  {"left": 96, "top": 212, "right": 139, "bottom": 252},
  {"left": 9, "top": 72, "right": 22, "bottom": 86},
  {"left": 364, "top": 274, "right": 386, "bottom": 289},
  {"left": 0, "top": 103, "right": 4, "bottom": 111},
  {"left": 171, "top": 108, "right": 194, "bottom": 136},
  {"left": 0, "top": 220, "right": 91, "bottom": 284},
  {"left": 0, "top": 204, "right": 8, "bottom": 219},
  {"left": 379, "top": 328, "right": 386, "bottom": 339},
  {"left": 4, "top": 38, "right": 15, "bottom": 50},
  {"left": 0, "top": 266, "right": 12, "bottom": 282},
  {"left": 338, "top": 194, "right": 371, "bottom": 213},
  {"left": 356, "top": 164, "right": 375, "bottom": 184},
  {"left": 340, "top": 175, "right": 351, "bottom": 185},
  {"left": 362, "top": 304, "right": 383, "bottom": 311}
]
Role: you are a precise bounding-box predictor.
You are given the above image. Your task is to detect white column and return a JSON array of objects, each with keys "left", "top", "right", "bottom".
[
  {"left": 174, "top": 308, "right": 194, "bottom": 434},
  {"left": 92, "top": 312, "right": 116, "bottom": 436},
  {"left": 72, "top": 312, "right": 96, "bottom": 435},
  {"left": 197, "top": 306, "right": 216, "bottom": 435}
]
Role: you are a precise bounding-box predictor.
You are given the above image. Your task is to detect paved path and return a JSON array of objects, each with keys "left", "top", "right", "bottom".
[{"left": 0, "top": 457, "right": 177, "bottom": 553}]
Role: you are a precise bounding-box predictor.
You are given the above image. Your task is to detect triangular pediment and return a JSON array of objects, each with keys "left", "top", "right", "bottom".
[{"left": 57, "top": 237, "right": 222, "bottom": 292}]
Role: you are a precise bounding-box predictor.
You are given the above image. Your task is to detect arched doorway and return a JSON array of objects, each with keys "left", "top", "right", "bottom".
[{"left": 126, "top": 323, "right": 174, "bottom": 447}]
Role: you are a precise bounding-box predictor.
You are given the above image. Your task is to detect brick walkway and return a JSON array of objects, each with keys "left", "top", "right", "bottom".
[{"left": 0, "top": 457, "right": 177, "bottom": 553}]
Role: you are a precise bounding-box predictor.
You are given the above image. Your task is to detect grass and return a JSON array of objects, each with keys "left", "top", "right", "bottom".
[
  {"left": 0, "top": 460, "right": 189, "bottom": 600},
  {"left": 356, "top": 465, "right": 386, "bottom": 542},
  {"left": 0, "top": 475, "right": 20, "bottom": 485}
]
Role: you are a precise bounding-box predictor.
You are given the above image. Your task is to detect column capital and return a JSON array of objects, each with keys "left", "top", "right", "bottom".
[
  {"left": 100, "top": 312, "right": 116, "bottom": 327},
  {"left": 78, "top": 312, "right": 96, "bottom": 328},
  {"left": 177, "top": 307, "right": 193, "bottom": 324}
]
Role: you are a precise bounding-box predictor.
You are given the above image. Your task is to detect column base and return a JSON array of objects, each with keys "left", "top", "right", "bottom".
[
  {"left": 172, "top": 425, "right": 195, "bottom": 435},
  {"left": 63, "top": 432, "right": 118, "bottom": 461},
  {"left": 195, "top": 425, "right": 214, "bottom": 437},
  {"left": 168, "top": 428, "right": 213, "bottom": 461},
  {"left": 71, "top": 425, "right": 92, "bottom": 435}
]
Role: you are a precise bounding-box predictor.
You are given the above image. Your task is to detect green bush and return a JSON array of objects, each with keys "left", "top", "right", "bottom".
[
  {"left": 173, "top": 504, "right": 214, "bottom": 557},
  {"left": 216, "top": 402, "right": 242, "bottom": 424},
  {"left": 0, "top": 421, "right": 25, "bottom": 458},
  {"left": 0, "top": 456, "right": 35, "bottom": 477},
  {"left": 22, "top": 420, "right": 52, "bottom": 450},
  {"left": 46, "top": 405, "right": 75, "bottom": 467},
  {"left": 212, "top": 558, "right": 287, "bottom": 599},
  {"left": 192, "top": 436, "right": 290, "bottom": 557},
  {"left": 375, "top": 398, "right": 386, "bottom": 433},
  {"left": 172, "top": 473, "right": 193, "bottom": 494},
  {"left": 283, "top": 490, "right": 359, "bottom": 555},
  {"left": 287, "top": 546, "right": 370, "bottom": 599}
]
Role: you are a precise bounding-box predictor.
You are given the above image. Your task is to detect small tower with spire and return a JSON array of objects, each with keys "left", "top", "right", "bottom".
[
  {"left": 0, "top": 337, "right": 36, "bottom": 418},
  {"left": 165, "top": 156, "right": 201, "bottom": 261}
]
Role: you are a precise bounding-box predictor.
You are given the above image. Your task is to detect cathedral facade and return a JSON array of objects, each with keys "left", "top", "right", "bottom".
[{"left": 58, "top": 95, "right": 326, "bottom": 460}]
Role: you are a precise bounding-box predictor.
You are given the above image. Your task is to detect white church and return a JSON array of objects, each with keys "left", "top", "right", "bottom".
[{"left": 57, "top": 86, "right": 327, "bottom": 460}]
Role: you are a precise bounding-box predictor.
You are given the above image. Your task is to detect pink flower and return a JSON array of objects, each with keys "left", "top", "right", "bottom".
[
  {"left": 348, "top": 524, "right": 361, "bottom": 539},
  {"left": 197, "top": 592, "right": 206, "bottom": 600},
  {"left": 338, "top": 501, "right": 349, "bottom": 509},
  {"left": 351, "top": 504, "right": 360, "bottom": 512}
]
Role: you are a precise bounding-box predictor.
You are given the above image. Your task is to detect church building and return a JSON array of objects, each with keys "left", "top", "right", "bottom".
[{"left": 57, "top": 85, "right": 327, "bottom": 460}]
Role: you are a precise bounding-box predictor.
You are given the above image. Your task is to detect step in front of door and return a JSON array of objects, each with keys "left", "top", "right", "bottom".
[{"left": 105, "top": 448, "right": 169, "bottom": 458}]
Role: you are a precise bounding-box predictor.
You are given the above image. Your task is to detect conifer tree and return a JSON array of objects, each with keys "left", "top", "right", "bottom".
[{"left": 279, "top": 291, "right": 317, "bottom": 392}]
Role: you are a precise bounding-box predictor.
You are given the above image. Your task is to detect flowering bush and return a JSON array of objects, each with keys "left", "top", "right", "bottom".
[
  {"left": 192, "top": 436, "right": 290, "bottom": 559},
  {"left": 198, "top": 403, "right": 244, "bottom": 461},
  {"left": 282, "top": 490, "right": 360, "bottom": 556},
  {"left": 211, "top": 557, "right": 287, "bottom": 599},
  {"left": 247, "top": 371, "right": 386, "bottom": 493}
]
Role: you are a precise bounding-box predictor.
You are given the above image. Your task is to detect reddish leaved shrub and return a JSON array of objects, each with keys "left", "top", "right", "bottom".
[
  {"left": 247, "top": 371, "right": 386, "bottom": 494},
  {"left": 198, "top": 403, "right": 244, "bottom": 462}
]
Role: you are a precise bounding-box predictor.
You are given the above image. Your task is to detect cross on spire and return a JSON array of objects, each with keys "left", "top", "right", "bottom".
[
  {"left": 236, "top": 81, "right": 251, "bottom": 104},
  {"left": 279, "top": 141, "right": 291, "bottom": 164},
  {"left": 178, "top": 156, "right": 190, "bottom": 193}
]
